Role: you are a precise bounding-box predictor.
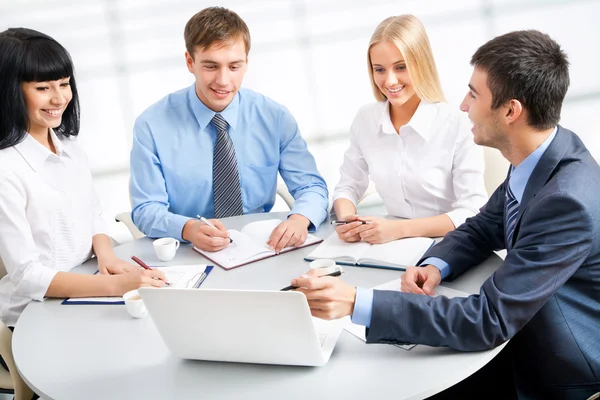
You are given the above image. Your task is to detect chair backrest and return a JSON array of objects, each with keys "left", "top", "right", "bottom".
[
  {"left": 0, "top": 257, "right": 6, "bottom": 280},
  {"left": 483, "top": 147, "right": 509, "bottom": 197}
]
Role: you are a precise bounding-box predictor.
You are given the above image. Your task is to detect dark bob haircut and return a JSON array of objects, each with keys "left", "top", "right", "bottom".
[
  {"left": 0, "top": 28, "right": 80, "bottom": 150},
  {"left": 471, "top": 30, "right": 569, "bottom": 131}
]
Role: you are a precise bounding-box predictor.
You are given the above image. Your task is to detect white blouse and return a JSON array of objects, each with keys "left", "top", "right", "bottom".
[
  {"left": 0, "top": 130, "right": 108, "bottom": 326},
  {"left": 333, "top": 101, "right": 487, "bottom": 227}
]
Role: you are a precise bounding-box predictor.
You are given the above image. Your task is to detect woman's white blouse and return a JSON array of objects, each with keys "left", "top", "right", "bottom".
[
  {"left": 0, "top": 130, "right": 108, "bottom": 326},
  {"left": 333, "top": 101, "right": 487, "bottom": 226}
]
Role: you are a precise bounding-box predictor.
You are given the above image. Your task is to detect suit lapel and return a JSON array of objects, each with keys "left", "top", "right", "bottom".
[{"left": 509, "top": 126, "right": 570, "bottom": 247}]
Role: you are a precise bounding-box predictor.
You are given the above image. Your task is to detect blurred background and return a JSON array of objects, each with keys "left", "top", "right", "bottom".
[{"left": 1, "top": 0, "right": 599, "bottom": 243}]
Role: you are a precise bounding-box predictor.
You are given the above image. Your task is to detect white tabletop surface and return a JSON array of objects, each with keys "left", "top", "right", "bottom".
[{"left": 13, "top": 212, "right": 505, "bottom": 400}]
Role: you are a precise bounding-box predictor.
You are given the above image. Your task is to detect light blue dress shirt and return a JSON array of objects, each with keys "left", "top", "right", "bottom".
[
  {"left": 351, "top": 127, "right": 558, "bottom": 327},
  {"left": 130, "top": 85, "right": 329, "bottom": 241}
]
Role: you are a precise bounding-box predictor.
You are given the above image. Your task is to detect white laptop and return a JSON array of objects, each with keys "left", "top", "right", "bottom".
[{"left": 138, "top": 287, "right": 345, "bottom": 366}]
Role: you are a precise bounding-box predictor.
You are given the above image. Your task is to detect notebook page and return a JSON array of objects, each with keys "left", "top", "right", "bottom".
[
  {"left": 306, "top": 232, "right": 371, "bottom": 263},
  {"left": 61, "top": 265, "right": 209, "bottom": 304},
  {"left": 159, "top": 265, "right": 209, "bottom": 289},
  {"left": 199, "top": 230, "right": 272, "bottom": 269},
  {"left": 344, "top": 279, "right": 469, "bottom": 348},
  {"left": 240, "top": 218, "right": 321, "bottom": 251},
  {"left": 359, "top": 237, "right": 434, "bottom": 268}
]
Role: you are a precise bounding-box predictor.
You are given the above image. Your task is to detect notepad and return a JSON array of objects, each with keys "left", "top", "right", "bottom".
[
  {"left": 305, "top": 232, "right": 435, "bottom": 271},
  {"left": 344, "top": 279, "right": 470, "bottom": 349},
  {"left": 194, "top": 219, "right": 323, "bottom": 270},
  {"left": 62, "top": 264, "right": 210, "bottom": 305}
]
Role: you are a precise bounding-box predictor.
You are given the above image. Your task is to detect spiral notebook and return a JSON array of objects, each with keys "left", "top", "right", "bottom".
[{"left": 194, "top": 219, "right": 323, "bottom": 270}]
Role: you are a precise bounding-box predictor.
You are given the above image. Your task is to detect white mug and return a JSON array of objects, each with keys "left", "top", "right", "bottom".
[
  {"left": 123, "top": 289, "right": 147, "bottom": 319},
  {"left": 309, "top": 259, "right": 343, "bottom": 275},
  {"left": 153, "top": 238, "right": 180, "bottom": 262}
]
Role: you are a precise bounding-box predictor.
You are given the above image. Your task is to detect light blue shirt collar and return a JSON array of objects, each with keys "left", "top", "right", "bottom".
[
  {"left": 187, "top": 84, "right": 240, "bottom": 132},
  {"left": 509, "top": 127, "right": 557, "bottom": 203}
]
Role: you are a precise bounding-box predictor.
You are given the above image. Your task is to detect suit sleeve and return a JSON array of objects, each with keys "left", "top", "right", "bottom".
[
  {"left": 420, "top": 181, "right": 507, "bottom": 280},
  {"left": 367, "top": 191, "right": 594, "bottom": 351}
]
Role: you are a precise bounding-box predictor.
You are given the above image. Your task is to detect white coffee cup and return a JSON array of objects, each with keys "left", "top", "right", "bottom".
[
  {"left": 123, "top": 289, "right": 147, "bottom": 319},
  {"left": 153, "top": 238, "right": 180, "bottom": 262},
  {"left": 309, "top": 259, "right": 343, "bottom": 275}
]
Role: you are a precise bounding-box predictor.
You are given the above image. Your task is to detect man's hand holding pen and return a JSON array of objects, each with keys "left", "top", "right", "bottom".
[
  {"left": 288, "top": 269, "right": 357, "bottom": 320},
  {"left": 182, "top": 217, "right": 231, "bottom": 252}
]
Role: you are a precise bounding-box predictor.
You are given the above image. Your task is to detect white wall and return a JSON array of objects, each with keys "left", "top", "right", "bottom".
[{"left": 2, "top": 0, "right": 599, "bottom": 241}]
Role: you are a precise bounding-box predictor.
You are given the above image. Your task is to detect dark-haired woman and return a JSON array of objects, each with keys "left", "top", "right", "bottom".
[{"left": 0, "top": 28, "right": 167, "bottom": 327}]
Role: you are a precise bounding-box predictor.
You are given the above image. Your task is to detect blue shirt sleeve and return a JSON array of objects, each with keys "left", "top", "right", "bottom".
[
  {"left": 421, "top": 257, "right": 451, "bottom": 280},
  {"left": 277, "top": 108, "right": 329, "bottom": 231},
  {"left": 130, "top": 118, "right": 191, "bottom": 241},
  {"left": 351, "top": 287, "right": 374, "bottom": 328}
]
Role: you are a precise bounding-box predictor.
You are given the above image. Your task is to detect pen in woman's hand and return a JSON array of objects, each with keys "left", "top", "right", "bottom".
[
  {"left": 131, "top": 256, "right": 170, "bottom": 286},
  {"left": 331, "top": 220, "right": 370, "bottom": 225}
]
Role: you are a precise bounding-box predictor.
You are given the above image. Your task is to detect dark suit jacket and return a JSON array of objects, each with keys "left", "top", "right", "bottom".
[{"left": 366, "top": 126, "right": 600, "bottom": 399}]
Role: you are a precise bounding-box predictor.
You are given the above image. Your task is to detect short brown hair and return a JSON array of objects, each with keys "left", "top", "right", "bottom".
[
  {"left": 471, "top": 30, "right": 569, "bottom": 130},
  {"left": 184, "top": 7, "right": 251, "bottom": 57}
]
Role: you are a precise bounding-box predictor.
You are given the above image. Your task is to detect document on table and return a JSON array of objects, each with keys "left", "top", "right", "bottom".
[
  {"left": 344, "top": 279, "right": 470, "bottom": 350},
  {"left": 61, "top": 264, "right": 210, "bottom": 305}
]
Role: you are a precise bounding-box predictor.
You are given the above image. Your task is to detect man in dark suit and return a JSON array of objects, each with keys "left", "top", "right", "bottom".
[{"left": 291, "top": 30, "right": 600, "bottom": 399}]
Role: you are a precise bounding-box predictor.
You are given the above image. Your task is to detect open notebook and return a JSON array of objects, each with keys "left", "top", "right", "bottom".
[
  {"left": 62, "top": 264, "right": 211, "bottom": 305},
  {"left": 305, "top": 232, "right": 435, "bottom": 271},
  {"left": 194, "top": 219, "right": 322, "bottom": 270},
  {"left": 345, "top": 279, "right": 470, "bottom": 349}
]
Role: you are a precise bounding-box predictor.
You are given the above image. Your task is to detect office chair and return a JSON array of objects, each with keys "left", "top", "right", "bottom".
[
  {"left": 0, "top": 258, "right": 35, "bottom": 400},
  {"left": 482, "top": 146, "right": 510, "bottom": 197}
]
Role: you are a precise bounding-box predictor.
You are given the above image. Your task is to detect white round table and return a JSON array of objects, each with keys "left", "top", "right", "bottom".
[{"left": 13, "top": 212, "right": 505, "bottom": 400}]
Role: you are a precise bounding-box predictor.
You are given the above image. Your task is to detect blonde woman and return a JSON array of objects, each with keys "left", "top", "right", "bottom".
[{"left": 333, "top": 15, "right": 487, "bottom": 244}]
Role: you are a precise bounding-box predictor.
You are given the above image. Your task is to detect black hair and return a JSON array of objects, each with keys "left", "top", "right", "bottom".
[
  {"left": 0, "top": 28, "right": 80, "bottom": 150},
  {"left": 471, "top": 30, "right": 569, "bottom": 130}
]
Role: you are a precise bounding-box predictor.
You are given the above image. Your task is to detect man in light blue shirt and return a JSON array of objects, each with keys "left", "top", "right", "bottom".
[{"left": 130, "top": 7, "right": 328, "bottom": 252}]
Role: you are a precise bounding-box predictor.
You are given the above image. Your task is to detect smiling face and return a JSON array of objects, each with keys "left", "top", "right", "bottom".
[
  {"left": 186, "top": 38, "right": 248, "bottom": 112},
  {"left": 460, "top": 67, "right": 506, "bottom": 149},
  {"left": 21, "top": 77, "right": 73, "bottom": 137},
  {"left": 369, "top": 40, "right": 417, "bottom": 107}
]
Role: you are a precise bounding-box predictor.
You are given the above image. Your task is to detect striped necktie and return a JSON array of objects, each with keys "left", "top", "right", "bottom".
[
  {"left": 211, "top": 113, "right": 243, "bottom": 219},
  {"left": 505, "top": 183, "right": 519, "bottom": 250}
]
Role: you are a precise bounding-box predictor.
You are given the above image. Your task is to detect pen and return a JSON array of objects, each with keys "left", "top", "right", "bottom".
[
  {"left": 193, "top": 265, "right": 214, "bottom": 288},
  {"left": 331, "top": 220, "right": 370, "bottom": 225},
  {"left": 131, "top": 255, "right": 170, "bottom": 286},
  {"left": 196, "top": 215, "right": 233, "bottom": 244},
  {"left": 280, "top": 270, "right": 343, "bottom": 291}
]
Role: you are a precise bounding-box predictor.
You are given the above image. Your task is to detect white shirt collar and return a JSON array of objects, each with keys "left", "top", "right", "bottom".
[
  {"left": 14, "top": 129, "right": 71, "bottom": 172},
  {"left": 379, "top": 100, "right": 436, "bottom": 140}
]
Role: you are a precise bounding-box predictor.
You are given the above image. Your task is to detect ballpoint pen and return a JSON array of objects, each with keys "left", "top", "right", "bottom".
[
  {"left": 331, "top": 220, "right": 370, "bottom": 225},
  {"left": 196, "top": 215, "right": 233, "bottom": 243},
  {"left": 192, "top": 266, "right": 214, "bottom": 288},
  {"left": 280, "top": 270, "right": 343, "bottom": 291},
  {"left": 131, "top": 255, "right": 170, "bottom": 286}
]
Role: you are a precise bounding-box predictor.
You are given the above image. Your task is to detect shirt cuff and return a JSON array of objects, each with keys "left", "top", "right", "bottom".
[
  {"left": 19, "top": 266, "right": 59, "bottom": 301},
  {"left": 331, "top": 192, "right": 359, "bottom": 208},
  {"left": 421, "top": 257, "right": 451, "bottom": 280},
  {"left": 351, "top": 287, "right": 374, "bottom": 328},
  {"left": 445, "top": 208, "right": 477, "bottom": 229},
  {"left": 289, "top": 204, "right": 327, "bottom": 232},
  {"left": 167, "top": 214, "right": 194, "bottom": 242},
  {"left": 92, "top": 216, "right": 110, "bottom": 237}
]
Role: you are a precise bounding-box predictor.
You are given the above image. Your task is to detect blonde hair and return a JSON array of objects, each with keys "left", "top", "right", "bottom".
[{"left": 368, "top": 15, "right": 445, "bottom": 103}]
